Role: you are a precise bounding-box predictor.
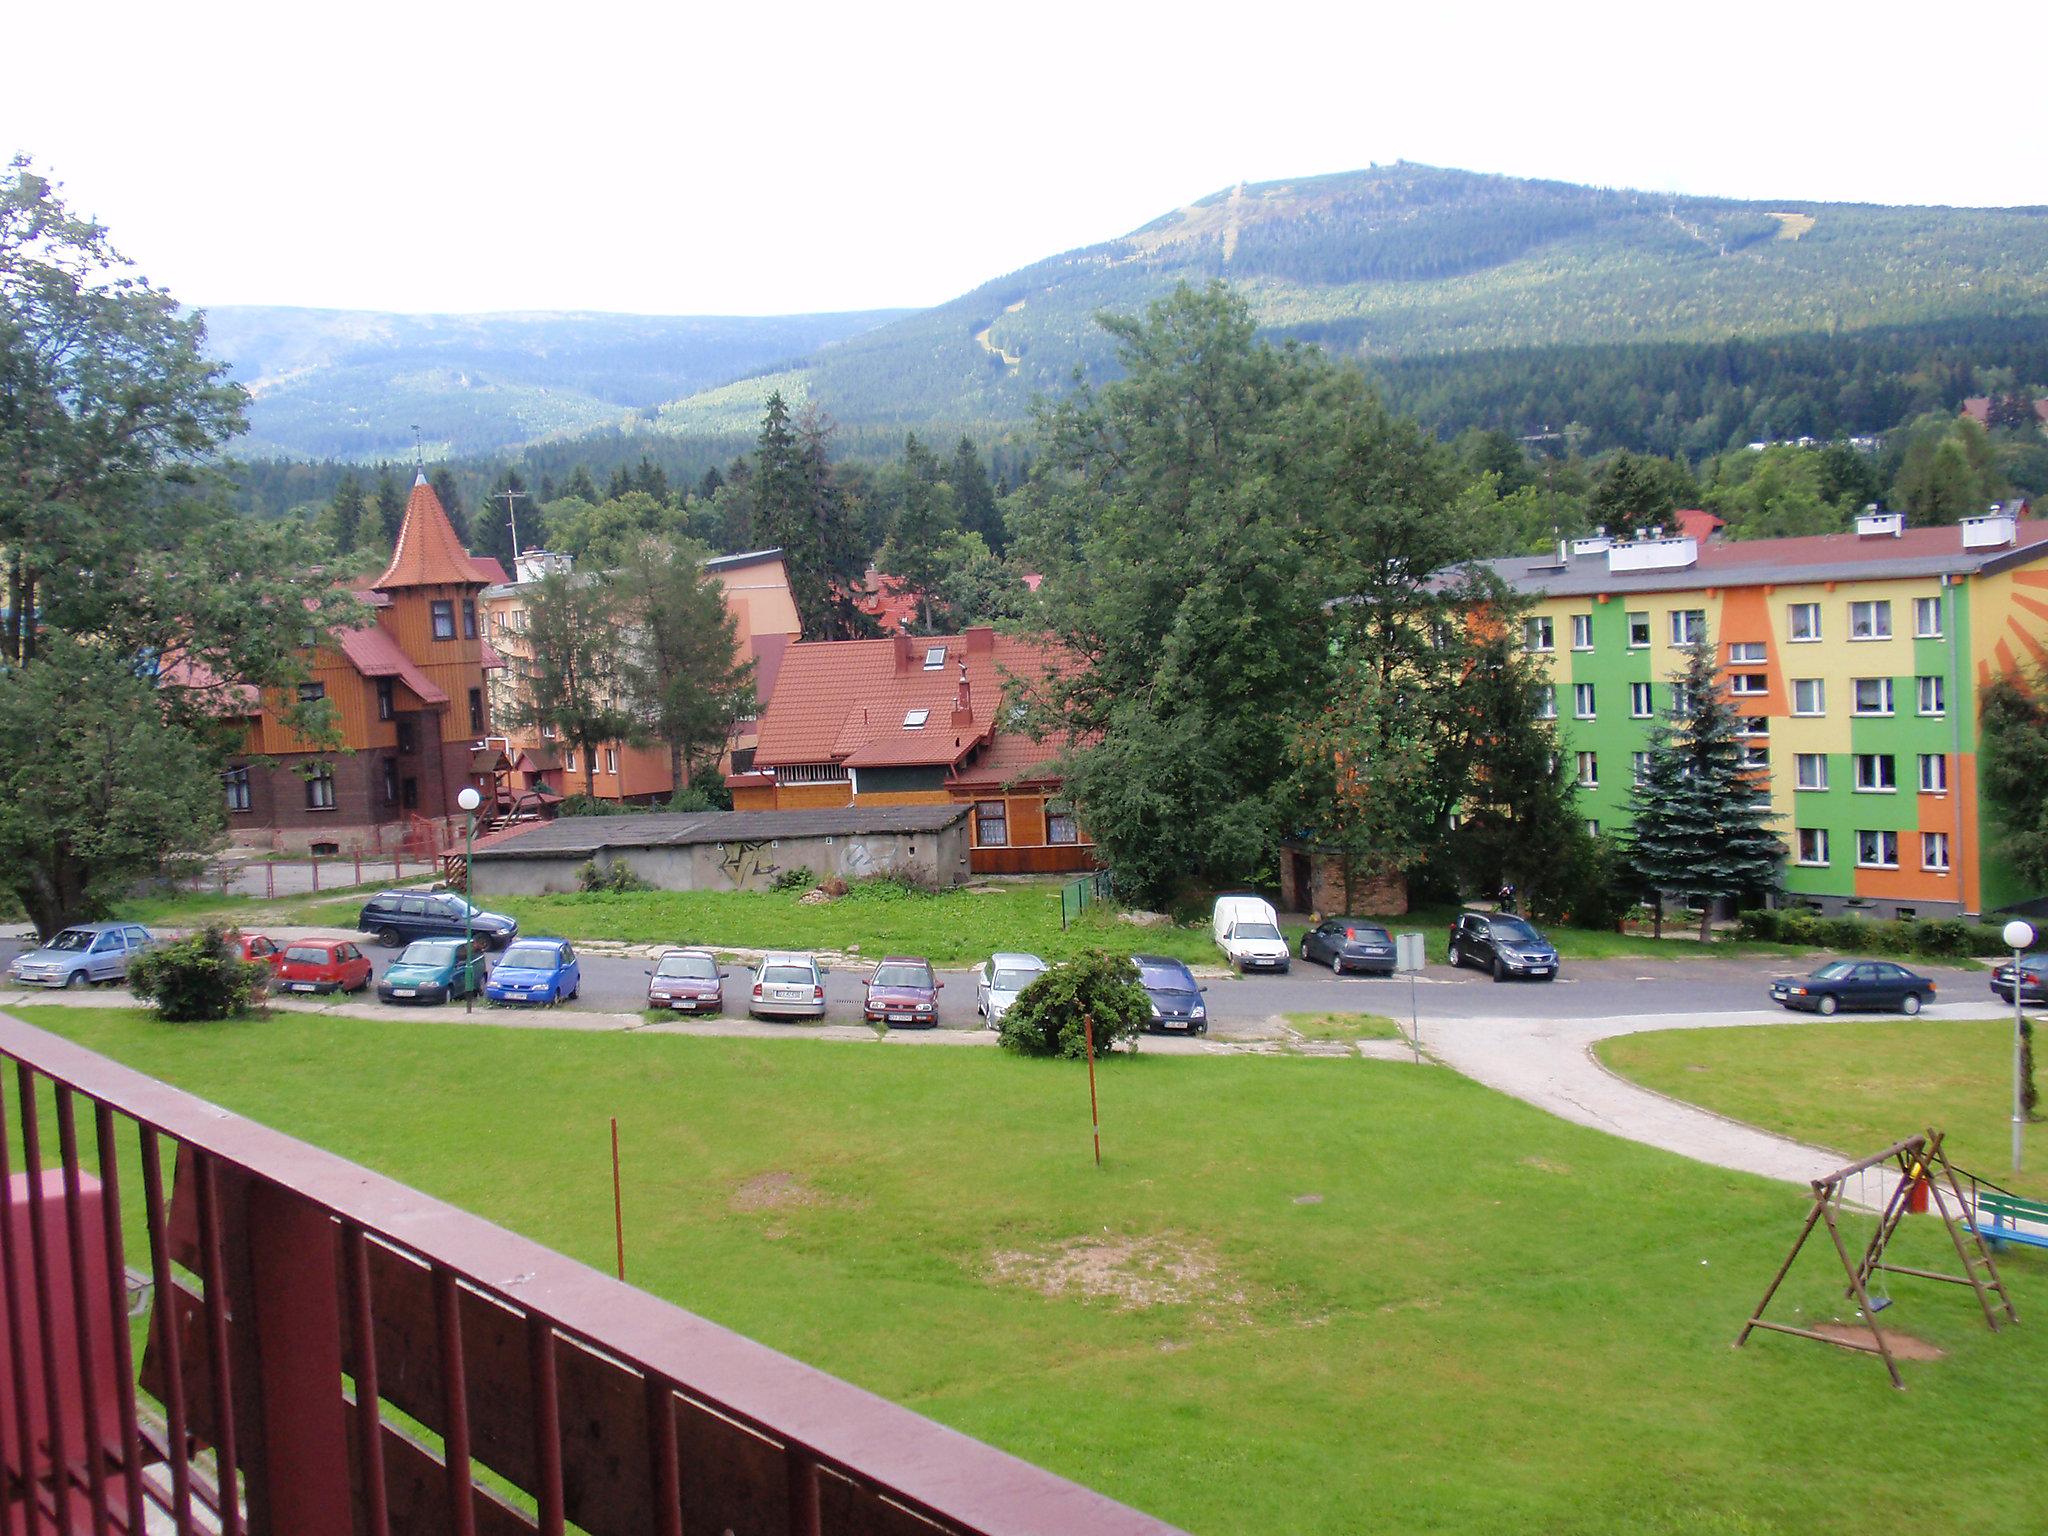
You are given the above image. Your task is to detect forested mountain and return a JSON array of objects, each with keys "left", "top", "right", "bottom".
[{"left": 204, "top": 305, "right": 908, "bottom": 460}]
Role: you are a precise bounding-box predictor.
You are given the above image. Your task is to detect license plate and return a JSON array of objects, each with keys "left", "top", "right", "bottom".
[
  {"left": 1165, "top": 1020, "right": 1188, "bottom": 1031},
  {"left": 776, "top": 990, "right": 807, "bottom": 1002},
  {"left": 1530, "top": 967, "right": 1551, "bottom": 976},
  {"left": 393, "top": 988, "right": 416, "bottom": 998},
  {"left": 290, "top": 982, "right": 316, "bottom": 992},
  {"left": 888, "top": 1012, "right": 913, "bottom": 1022}
]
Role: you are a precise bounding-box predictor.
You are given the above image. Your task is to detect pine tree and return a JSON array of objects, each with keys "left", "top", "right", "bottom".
[
  {"left": 1622, "top": 627, "right": 1784, "bottom": 941},
  {"left": 373, "top": 469, "right": 406, "bottom": 546},
  {"left": 632, "top": 456, "right": 671, "bottom": 503},
  {"left": 325, "top": 473, "right": 366, "bottom": 553},
  {"left": 947, "top": 436, "right": 1004, "bottom": 552},
  {"left": 430, "top": 468, "right": 468, "bottom": 543},
  {"left": 697, "top": 465, "right": 724, "bottom": 501}
]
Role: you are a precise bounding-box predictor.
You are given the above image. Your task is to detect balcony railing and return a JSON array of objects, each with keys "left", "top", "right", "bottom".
[{"left": 0, "top": 1012, "right": 1184, "bottom": 1536}]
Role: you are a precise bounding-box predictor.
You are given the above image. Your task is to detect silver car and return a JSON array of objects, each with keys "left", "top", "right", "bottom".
[
  {"left": 748, "top": 952, "right": 828, "bottom": 1020},
  {"left": 10, "top": 922, "right": 155, "bottom": 988},
  {"left": 976, "top": 951, "right": 1048, "bottom": 1029}
]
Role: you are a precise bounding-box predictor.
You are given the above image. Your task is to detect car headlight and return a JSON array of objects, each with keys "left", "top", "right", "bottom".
[
  {"left": 1150, "top": 1003, "right": 1163, "bottom": 1017},
  {"left": 1192, "top": 1005, "right": 1206, "bottom": 1020}
]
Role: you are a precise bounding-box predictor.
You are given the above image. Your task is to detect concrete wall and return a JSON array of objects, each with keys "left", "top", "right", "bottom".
[{"left": 472, "top": 821, "right": 973, "bottom": 898}]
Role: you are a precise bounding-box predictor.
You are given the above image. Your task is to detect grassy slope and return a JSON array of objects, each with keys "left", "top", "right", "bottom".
[
  {"left": 16, "top": 1006, "right": 2046, "bottom": 1535},
  {"left": 1599, "top": 1018, "right": 2048, "bottom": 1201}
]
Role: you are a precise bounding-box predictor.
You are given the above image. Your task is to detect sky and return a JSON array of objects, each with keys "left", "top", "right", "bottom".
[{"left": 8, "top": 0, "right": 2043, "bottom": 318}]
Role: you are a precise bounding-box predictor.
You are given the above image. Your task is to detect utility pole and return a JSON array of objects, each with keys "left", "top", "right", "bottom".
[{"left": 499, "top": 487, "right": 528, "bottom": 562}]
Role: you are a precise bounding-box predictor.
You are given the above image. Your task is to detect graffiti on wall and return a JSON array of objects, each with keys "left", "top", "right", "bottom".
[
  {"left": 840, "top": 839, "right": 898, "bottom": 879},
  {"left": 718, "top": 840, "right": 780, "bottom": 887}
]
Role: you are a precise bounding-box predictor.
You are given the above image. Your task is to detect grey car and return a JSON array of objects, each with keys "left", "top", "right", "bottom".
[{"left": 9, "top": 922, "right": 156, "bottom": 988}]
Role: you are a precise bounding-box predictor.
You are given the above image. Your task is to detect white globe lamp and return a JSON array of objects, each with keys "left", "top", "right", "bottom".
[
  {"left": 457, "top": 785, "right": 484, "bottom": 1011},
  {"left": 2004, "top": 919, "right": 2036, "bottom": 1173}
]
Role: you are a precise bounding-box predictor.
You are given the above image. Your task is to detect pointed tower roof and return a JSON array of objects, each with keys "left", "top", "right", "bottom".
[{"left": 374, "top": 472, "right": 492, "bottom": 590}]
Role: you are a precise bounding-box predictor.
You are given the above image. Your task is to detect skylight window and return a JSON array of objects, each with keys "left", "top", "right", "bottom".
[
  {"left": 903, "top": 708, "right": 930, "bottom": 729},
  {"left": 923, "top": 646, "right": 946, "bottom": 670}
]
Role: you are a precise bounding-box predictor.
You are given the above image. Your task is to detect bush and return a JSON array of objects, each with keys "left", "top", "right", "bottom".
[
  {"left": 1735, "top": 906, "right": 2011, "bottom": 958},
  {"left": 998, "top": 950, "right": 1151, "bottom": 1059},
  {"left": 770, "top": 865, "right": 816, "bottom": 893},
  {"left": 127, "top": 926, "right": 269, "bottom": 1022},
  {"left": 558, "top": 795, "right": 626, "bottom": 817},
  {"left": 576, "top": 858, "right": 649, "bottom": 893},
  {"left": 839, "top": 867, "right": 944, "bottom": 901},
  {"left": 666, "top": 780, "right": 732, "bottom": 812}
]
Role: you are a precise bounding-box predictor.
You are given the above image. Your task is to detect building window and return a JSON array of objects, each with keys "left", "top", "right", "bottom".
[
  {"left": 1914, "top": 596, "right": 1943, "bottom": 638},
  {"left": 1730, "top": 673, "right": 1768, "bottom": 696},
  {"left": 1857, "top": 830, "right": 1899, "bottom": 868},
  {"left": 777, "top": 763, "right": 849, "bottom": 784},
  {"left": 1628, "top": 682, "right": 1653, "bottom": 718},
  {"left": 1533, "top": 686, "right": 1557, "bottom": 721},
  {"left": 401, "top": 777, "right": 419, "bottom": 810},
  {"left": 297, "top": 681, "right": 325, "bottom": 705},
  {"left": 1796, "top": 828, "right": 1829, "bottom": 866},
  {"left": 1047, "top": 800, "right": 1080, "bottom": 845},
  {"left": 1789, "top": 603, "right": 1822, "bottom": 642},
  {"left": 1571, "top": 614, "right": 1594, "bottom": 650},
  {"left": 1671, "top": 683, "right": 1696, "bottom": 716},
  {"left": 1740, "top": 716, "right": 1769, "bottom": 737},
  {"left": 1849, "top": 600, "right": 1892, "bottom": 641},
  {"left": 377, "top": 677, "right": 395, "bottom": 720},
  {"left": 1729, "top": 641, "right": 1766, "bottom": 663},
  {"left": 605, "top": 746, "right": 618, "bottom": 774},
  {"left": 431, "top": 600, "right": 456, "bottom": 640},
  {"left": 974, "top": 799, "right": 1008, "bottom": 847},
  {"left": 397, "top": 720, "right": 417, "bottom": 754},
  {"left": 1575, "top": 751, "right": 1598, "bottom": 788},
  {"left": 1795, "top": 753, "right": 1829, "bottom": 791},
  {"left": 1739, "top": 743, "right": 1769, "bottom": 769},
  {"left": 1852, "top": 677, "right": 1894, "bottom": 716},
  {"left": 1524, "top": 616, "right": 1554, "bottom": 653},
  {"left": 1669, "top": 609, "right": 1706, "bottom": 647},
  {"left": 1853, "top": 753, "right": 1896, "bottom": 792},
  {"left": 462, "top": 599, "right": 478, "bottom": 639},
  {"left": 1922, "top": 832, "right": 1951, "bottom": 872},
  {"left": 903, "top": 708, "right": 930, "bottom": 729},
  {"left": 1792, "top": 678, "right": 1825, "bottom": 715},
  {"left": 224, "top": 766, "right": 251, "bottom": 812},
  {"left": 469, "top": 687, "right": 485, "bottom": 733},
  {"left": 1627, "top": 612, "right": 1651, "bottom": 648},
  {"left": 923, "top": 645, "right": 947, "bottom": 671},
  {"left": 1917, "top": 675, "right": 1945, "bottom": 716},
  {"left": 382, "top": 758, "right": 398, "bottom": 804},
  {"left": 1584, "top": 819, "right": 1600, "bottom": 837},
  {"left": 305, "top": 765, "right": 336, "bottom": 810},
  {"left": 1919, "top": 754, "right": 1948, "bottom": 793},
  {"left": 1632, "top": 750, "right": 1651, "bottom": 783},
  {"left": 1574, "top": 683, "right": 1596, "bottom": 719}
]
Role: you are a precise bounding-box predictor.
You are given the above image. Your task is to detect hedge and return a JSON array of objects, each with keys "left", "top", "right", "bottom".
[{"left": 1734, "top": 908, "right": 2018, "bottom": 959}]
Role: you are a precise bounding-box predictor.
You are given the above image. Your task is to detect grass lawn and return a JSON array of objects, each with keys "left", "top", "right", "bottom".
[
  {"left": 12, "top": 1006, "right": 2046, "bottom": 1535},
  {"left": 1282, "top": 1010, "right": 1404, "bottom": 1042},
  {"left": 110, "top": 881, "right": 421, "bottom": 931},
  {"left": 1599, "top": 1017, "right": 2048, "bottom": 1202}
]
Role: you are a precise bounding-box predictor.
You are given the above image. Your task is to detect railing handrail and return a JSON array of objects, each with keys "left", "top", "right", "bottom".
[{"left": 0, "top": 1010, "right": 1184, "bottom": 1535}]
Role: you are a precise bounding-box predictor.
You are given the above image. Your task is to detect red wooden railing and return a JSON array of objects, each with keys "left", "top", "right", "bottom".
[{"left": 0, "top": 1012, "right": 1184, "bottom": 1536}]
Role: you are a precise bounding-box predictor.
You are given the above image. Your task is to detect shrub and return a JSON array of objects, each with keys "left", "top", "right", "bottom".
[
  {"left": 558, "top": 795, "right": 625, "bottom": 817},
  {"left": 770, "top": 866, "right": 816, "bottom": 893},
  {"left": 666, "top": 780, "right": 732, "bottom": 812},
  {"left": 839, "top": 866, "right": 944, "bottom": 901},
  {"left": 998, "top": 950, "right": 1151, "bottom": 1059},
  {"left": 577, "top": 859, "right": 649, "bottom": 893},
  {"left": 1734, "top": 907, "right": 2012, "bottom": 958},
  {"left": 127, "top": 926, "right": 269, "bottom": 1022}
]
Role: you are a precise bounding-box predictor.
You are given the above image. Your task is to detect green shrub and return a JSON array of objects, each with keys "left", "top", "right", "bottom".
[
  {"left": 998, "top": 949, "right": 1151, "bottom": 1059},
  {"left": 1735, "top": 907, "right": 2012, "bottom": 959},
  {"left": 558, "top": 795, "right": 626, "bottom": 817},
  {"left": 127, "top": 926, "right": 269, "bottom": 1022},
  {"left": 842, "top": 867, "right": 943, "bottom": 900},
  {"left": 666, "top": 780, "right": 732, "bottom": 812},
  {"left": 577, "top": 859, "right": 649, "bottom": 893},
  {"left": 770, "top": 866, "right": 816, "bottom": 893}
]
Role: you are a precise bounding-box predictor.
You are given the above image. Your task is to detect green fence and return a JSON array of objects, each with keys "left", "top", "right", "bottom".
[{"left": 1060, "top": 870, "right": 1115, "bottom": 929}]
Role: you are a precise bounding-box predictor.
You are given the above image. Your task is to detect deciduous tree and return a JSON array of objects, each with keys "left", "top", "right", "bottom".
[
  {"left": 508, "top": 570, "right": 639, "bottom": 800},
  {"left": 614, "top": 537, "right": 756, "bottom": 794}
]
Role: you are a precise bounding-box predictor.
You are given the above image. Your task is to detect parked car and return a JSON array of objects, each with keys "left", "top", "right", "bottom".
[
  {"left": 1990, "top": 953, "right": 2048, "bottom": 1006},
  {"left": 865, "top": 957, "right": 942, "bottom": 1027},
  {"left": 8, "top": 923, "right": 154, "bottom": 989},
  {"left": 1771, "top": 960, "right": 1937, "bottom": 1015},
  {"left": 230, "top": 932, "right": 285, "bottom": 981},
  {"left": 358, "top": 890, "right": 518, "bottom": 950},
  {"left": 1132, "top": 955, "right": 1207, "bottom": 1034},
  {"left": 1447, "top": 911, "right": 1559, "bottom": 982},
  {"left": 1212, "top": 895, "right": 1291, "bottom": 973},
  {"left": 749, "top": 952, "right": 828, "bottom": 1021},
  {"left": 483, "top": 939, "right": 581, "bottom": 1007},
  {"left": 646, "top": 948, "right": 728, "bottom": 1013},
  {"left": 274, "top": 939, "right": 374, "bottom": 996},
  {"left": 1301, "top": 918, "right": 1396, "bottom": 977},
  {"left": 377, "top": 936, "right": 492, "bottom": 1005},
  {"left": 976, "top": 952, "right": 1048, "bottom": 1029}
]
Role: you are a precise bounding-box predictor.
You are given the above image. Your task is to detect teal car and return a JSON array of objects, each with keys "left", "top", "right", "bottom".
[{"left": 376, "top": 936, "right": 490, "bottom": 1006}]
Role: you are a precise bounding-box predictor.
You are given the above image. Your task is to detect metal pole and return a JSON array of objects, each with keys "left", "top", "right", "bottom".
[
  {"left": 611, "top": 1117, "right": 626, "bottom": 1279},
  {"left": 1082, "top": 1011, "right": 1101, "bottom": 1168},
  {"left": 1409, "top": 969, "right": 1421, "bottom": 1065},
  {"left": 464, "top": 810, "right": 476, "bottom": 1015},
  {"left": 2015, "top": 945, "right": 2026, "bottom": 1175}
]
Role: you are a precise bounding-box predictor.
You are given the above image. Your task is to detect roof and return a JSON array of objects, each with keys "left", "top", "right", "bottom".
[
  {"left": 333, "top": 623, "right": 450, "bottom": 706},
  {"left": 1478, "top": 517, "right": 2048, "bottom": 599},
  {"left": 374, "top": 474, "right": 497, "bottom": 590},
  {"left": 470, "top": 556, "right": 512, "bottom": 586},
  {"left": 854, "top": 570, "right": 920, "bottom": 635},
  {"left": 752, "top": 629, "right": 1068, "bottom": 772},
  {"left": 472, "top": 805, "right": 969, "bottom": 861},
  {"left": 704, "top": 547, "right": 786, "bottom": 572},
  {"left": 1673, "top": 508, "right": 1724, "bottom": 541}
]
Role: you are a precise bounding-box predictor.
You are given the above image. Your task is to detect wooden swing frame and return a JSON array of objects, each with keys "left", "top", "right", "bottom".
[{"left": 1734, "top": 1129, "right": 2017, "bottom": 1388}]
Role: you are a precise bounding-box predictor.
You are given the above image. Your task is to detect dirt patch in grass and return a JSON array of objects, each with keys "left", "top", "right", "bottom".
[
  {"left": 1810, "top": 1322, "right": 1945, "bottom": 1361},
  {"left": 1519, "top": 1156, "right": 1573, "bottom": 1176},
  {"left": 986, "top": 1233, "right": 1247, "bottom": 1316},
  {"left": 732, "top": 1171, "right": 823, "bottom": 1212}
]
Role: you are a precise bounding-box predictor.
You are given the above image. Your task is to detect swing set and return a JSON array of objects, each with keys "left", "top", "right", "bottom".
[{"left": 1735, "top": 1129, "right": 2018, "bottom": 1388}]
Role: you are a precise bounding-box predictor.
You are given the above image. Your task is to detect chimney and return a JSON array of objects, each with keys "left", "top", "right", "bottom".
[{"left": 950, "top": 659, "right": 974, "bottom": 728}]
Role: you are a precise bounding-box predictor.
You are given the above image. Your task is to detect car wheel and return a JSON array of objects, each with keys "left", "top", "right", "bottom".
[
  {"left": 1492, "top": 956, "right": 1507, "bottom": 983},
  {"left": 1448, "top": 944, "right": 1462, "bottom": 969},
  {"left": 1902, "top": 992, "right": 1922, "bottom": 1016},
  {"left": 377, "top": 927, "right": 402, "bottom": 948},
  {"left": 1818, "top": 994, "right": 1838, "bottom": 1016},
  {"left": 65, "top": 969, "right": 87, "bottom": 989}
]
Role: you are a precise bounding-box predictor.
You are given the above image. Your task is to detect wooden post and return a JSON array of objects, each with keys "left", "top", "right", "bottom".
[
  {"left": 611, "top": 1118, "right": 626, "bottom": 1280},
  {"left": 1082, "top": 1012, "right": 1101, "bottom": 1168}
]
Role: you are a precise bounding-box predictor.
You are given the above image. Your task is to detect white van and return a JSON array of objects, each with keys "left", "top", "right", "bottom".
[{"left": 1212, "top": 895, "right": 1291, "bottom": 973}]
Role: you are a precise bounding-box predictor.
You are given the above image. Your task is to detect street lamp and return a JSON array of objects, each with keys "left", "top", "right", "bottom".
[
  {"left": 458, "top": 785, "right": 483, "bottom": 1014},
  {"left": 2003, "top": 918, "right": 2035, "bottom": 1174}
]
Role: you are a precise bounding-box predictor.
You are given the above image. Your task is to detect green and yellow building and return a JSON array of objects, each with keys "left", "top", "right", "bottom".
[{"left": 1492, "top": 507, "right": 2047, "bottom": 919}]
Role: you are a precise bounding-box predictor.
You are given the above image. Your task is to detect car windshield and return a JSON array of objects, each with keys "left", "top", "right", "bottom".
[
  {"left": 498, "top": 944, "right": 558, "bottom": 969},
  {"left": 657, "top": 953, "right": 718, "bottom": 979},
  {"left": 400, "top": 941, "right": 461, "bottom": 965},
  {"left": 1138, "top": 963, "right": 1193, "bottom": 991},
  {"left": 763, "top": 964, "right": 813, "bottom": 985},
  {"left": 283, "top": 946, "right": 332, "bottom": 964},
  {"left": 872, "top": 964, "right": 931, "bottom": 988},
  {"left": 1233, "top": 922, "right": 1282, "bottom": 940},
  {"left": 1347, "top": 926, "right": 1391, "bottom": 943},
  {"left": 992, "top": 968, "right": 1042, "bottom": 991},
  {"left": 1491, "top": 918, "right": 1540, "bottom": 943},
  {"left": 46, "top": 930, "right": 94, "bottom": 952},
  {"left": 1812, "top": 962, "right": 1857, "bottom": 980}
]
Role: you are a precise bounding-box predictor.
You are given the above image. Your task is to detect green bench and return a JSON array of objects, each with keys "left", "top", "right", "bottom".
[{"left": 1972, "top": 1191, "right": 2048, "bottom": 1251}]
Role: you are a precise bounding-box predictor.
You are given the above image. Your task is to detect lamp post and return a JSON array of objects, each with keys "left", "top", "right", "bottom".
[
  {"left": 458, "top": 785, "right": 483, "bottom": 1014},
  {"left": 2003, "top": 917, "right": 2035, "bottom": 1174}
]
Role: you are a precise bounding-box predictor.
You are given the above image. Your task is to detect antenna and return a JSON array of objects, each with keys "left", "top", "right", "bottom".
[
  {"left": 411, "top": 423, "right": 424, "bottom": 474},
  {"left": 498, "top": 486, "right": 528, "bottom": 561}
]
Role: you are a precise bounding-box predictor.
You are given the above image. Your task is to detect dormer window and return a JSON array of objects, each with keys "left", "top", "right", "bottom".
[
  {"left": 903, "top": 708, "right": 930, "bottom": 729},
  {"left": 923, "top": 646, "right": 946, "bottom": 670}
]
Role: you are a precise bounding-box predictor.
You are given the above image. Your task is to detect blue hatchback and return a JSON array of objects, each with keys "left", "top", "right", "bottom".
[{"left": 483, "top": 939, "right": 581, "bottom": 1006}]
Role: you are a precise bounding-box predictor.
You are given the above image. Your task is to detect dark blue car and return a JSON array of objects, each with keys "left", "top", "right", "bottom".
[
  {"left": 484, "top": 939, "right": 581, "bottom": 1006},
  {"left": 1131, "top": 955, "right": 1207, "bottom": 1035},
  {"left": 358, "top": 890, "right": 518, "bottom": 950}
]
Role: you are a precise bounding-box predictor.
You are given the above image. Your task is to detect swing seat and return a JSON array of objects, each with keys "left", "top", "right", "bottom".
[{"left": 1865, "top": 1296, "right": 1893, "bottom": 1313}]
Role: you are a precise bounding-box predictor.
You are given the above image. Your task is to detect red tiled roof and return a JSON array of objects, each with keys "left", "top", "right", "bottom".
[
  {"left": 854, "top": 569, "right": 920, "bottom": 635},
  {"left": 1687, "top": 516, "right": 2048, "bottom": 574},
  {"left": 155, "top": 655, "right": 259, "bottom": 712},
  {"left": 374, "top": 475, "right": 498, "bottom": 590},
  {"left": 334, "top": 624, "right": 450, "bottom": 706},
  {"left": 470, "top": 556, "right": 512, "bottom": 586},
  {"left": 949, "top": 726, "right": 1069, "bottom": 789},
  {"left": 480, "top": 641, "right": 507, "bottom": 671},
  {"left": 1673, "top": 508, "right": 1724, "bottom": 541}
]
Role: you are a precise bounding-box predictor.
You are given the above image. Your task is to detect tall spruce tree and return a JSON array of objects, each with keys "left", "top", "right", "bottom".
[
  {"left": 373, "top": 468, "right": 406, "bottom": 546},
  {"left": 948, "top": 436, "right": 1004, "bottom": 553},
  {"left": 430, "top": 468, "right": 469, "bottom": 544},
  {"left": 1622, "top": 627, "right": 1784, "bottom": 940}
]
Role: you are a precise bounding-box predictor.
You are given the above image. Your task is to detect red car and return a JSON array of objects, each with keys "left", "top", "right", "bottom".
[
  {"left": 864, "top": 956, "right": 942, "bottom": 1028},
  {"left": 230, "top": 932, "right": 284, "bottom": 974},
  {"left": 274, "top": 939, "right": 375, "bottom": 996}
]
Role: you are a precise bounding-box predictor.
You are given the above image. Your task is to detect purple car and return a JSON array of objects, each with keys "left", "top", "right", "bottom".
[{"left": 865, "top": 956, "right": 941, "bottom": 1028}]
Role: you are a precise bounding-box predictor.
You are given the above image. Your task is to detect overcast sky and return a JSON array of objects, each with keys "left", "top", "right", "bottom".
[{"left": 9, "top": 0, "right": 2042, "bottom": 318}]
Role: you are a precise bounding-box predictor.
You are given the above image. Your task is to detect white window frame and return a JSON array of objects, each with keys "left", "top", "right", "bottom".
[
  {"left": 1796, "top": 828, "right": 1829, "bottom": 866},
  {"left": 903, "top": 708, "right": 930, "bottom": 729},
  {"left": 1922, "top": 831, "right": 1951, "bottom": 872},
  {"left": 605, "top": 746, "right": 618, "bottom": 775},
  {"left": 1919, "top": 754, "right": 1948, "bottom": 794},
  {"left": 1534, "top": 687, "right": 1557, "bottom": 721},
  {"left": 1788, "top": 603, "right": 1822, "bottom": 643},
  {"left": 1632, "top": 751, "right": 1652, "bottom": 783},
  {"left": 1853, "top": 753, "right": 1897, "bottom": 793},
  {"left": 1729, "top": 641, "right": 1767, "bottom": 663},
  {"left": 1914, "top": 596, "right": 1943, "bottom": 639},
  {"left": 1571, "top": 614, "right": 1594, "bottom": 651},
  {"left": 1584, "top": 818, "right": 1600, "bottom": 837},
  {"left": 1729, "top": 673, "right": 1769, "bottom": 697},
  {"left": 1626, "top": 612, "right": 1651, "bottom": 648},
  {"left": 1917, "top": 675, "right": 1945, "bottom": 717},
  {"left": 1524, "top": 616, "right": 1555, "bottom": 653},
  {"left": 1857, "top": 830, "right": 1900, "bottom": 869},
  {"left": 1848, "top": 600, "right": 1892, "bottom": 641},
  {"left": 922, "top": 645, "right": 947, "bottom": 671},
  {"left": 1739, "top": 743, "right": 1769, "bottom": 769},
  {"left": 1740, "top": 716, "right": 1770, "bottom": 737},
  {"left": 1669, "top": 609, "right": 1706, "bottom": 648},
  {"left": 1573, "top": 683, "right": 1596, "bottom": 719},
  {"left": 1794, "top": 753, "right": 1829, "bottom": 791},
  {"left": 1851, "top": 677, "right": 1894, "bottom": 716},
  {"left": 1629, "top": 682, "right": 1654, "bottom": 718},
  {"left": 1792, "top": 678, "right": 1825, "bottom": 716},
  {"left": 1575, "top": 751, "right": 1598, "bottom": 788}
]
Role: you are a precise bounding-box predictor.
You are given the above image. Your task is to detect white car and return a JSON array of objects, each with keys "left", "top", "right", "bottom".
[
  {"left": 1212, "top": 895, "right": 1291, "bottom": 974},
  {"left": 748, "top": 951, "right": 828, "bottom": 1020},
  {"left": 976, "top": 952, "right": 1049, "bottom": 1029}
]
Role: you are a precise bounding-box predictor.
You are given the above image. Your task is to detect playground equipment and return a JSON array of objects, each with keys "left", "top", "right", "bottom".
[{"left": 1735, "top": 1129, "right": 2017, "bottom": 1388}]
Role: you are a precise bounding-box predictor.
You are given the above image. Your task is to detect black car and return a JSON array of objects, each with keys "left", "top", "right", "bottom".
[
  {"left": 358, "top": 890, "right": 519, "bottom": 950},
  {"left": 1132, "top": 955, "right": 1207, "bottom": 1035},
  {"left": 1991, "top": 953, "right": 2048, "bottom": 1005},
  {"left": 1447, "top": 911, "right": 1558, "bottom": 982},
  {"left": 1770, "top": 960, "right": 1936, "bottom": 1015},
  {"left": 1301, "top": 918, "right": 1396, "bottom": 977}
]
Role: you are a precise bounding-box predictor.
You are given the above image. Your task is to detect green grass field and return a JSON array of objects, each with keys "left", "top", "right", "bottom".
[
  {"left": 1600, "top": 1017, "right": 2048, "bottom": 1202},
  {"left": 11, "top": 1005, "right": 2045, "bottom": 1534}
]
